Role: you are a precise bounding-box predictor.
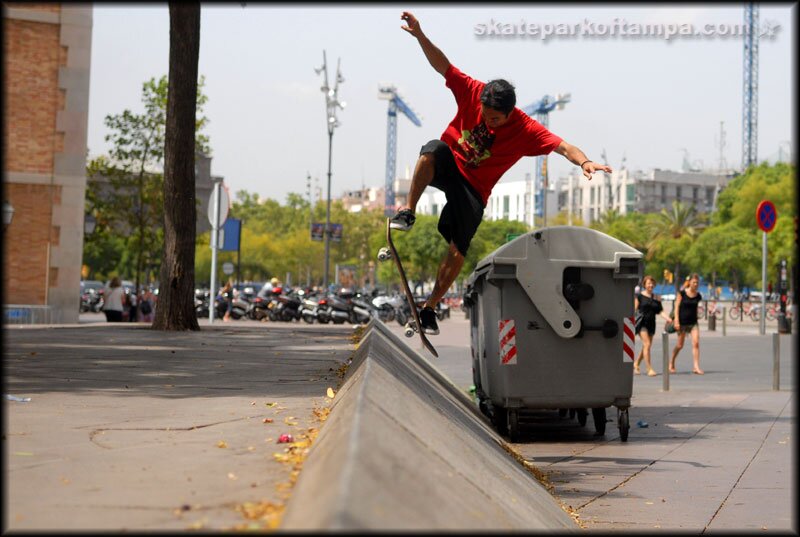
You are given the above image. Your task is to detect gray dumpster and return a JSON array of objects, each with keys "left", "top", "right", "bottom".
[{"left": 464, "top": 226, "right": 643, "bottom": 442}]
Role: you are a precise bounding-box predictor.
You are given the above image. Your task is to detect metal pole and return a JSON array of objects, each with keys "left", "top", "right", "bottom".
[
  {"left": 662, "top": 332, "right": 670, "bottom": 391},
  {"left": 722, "top": 306, "right": 727, "bottom": 336},
  {"left": 323, "top": 130, "right": 333, "bottom": 290},
  {"left": 772, "top": 332, "right": 780, "bottom": 390},
  {"left": 209, "top": 182, "right": 221, "bottom": 323},
  {"left": 761, "top": 230, "right": 767, "bottom": 335}
]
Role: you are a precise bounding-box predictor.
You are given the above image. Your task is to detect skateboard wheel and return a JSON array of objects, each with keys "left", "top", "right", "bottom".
[
  {"left": 377, "top": 247, "right": 391, "bottom": 262},
  {"left": 404, "top": 328, "right": 415, "bottom": 338}
]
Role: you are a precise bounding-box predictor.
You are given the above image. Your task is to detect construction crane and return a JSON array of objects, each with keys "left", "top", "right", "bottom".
[
  {"left": 522, "top": 93, "right": 570, "bottom": 226},
  {"left": 742, "top": 2, "right": 759, "bottom": 170},
  {"left": 378, "top": 85, "right": 422, "bottom": 216}
]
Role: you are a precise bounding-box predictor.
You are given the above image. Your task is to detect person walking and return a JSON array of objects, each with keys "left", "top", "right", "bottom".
[
  {"left": 633, "top": 275, "right": 672, "bottom": 376},
  {"left": 389, "top": 11, "right": 609, "bottom": 336},
  {"left": 128, "top": 287, "right": 138, "bottom": 322},
  {"left": 220, "top": 279, "right": 233, "bottom": 322},
  {"left": 102, "top": 277, "right": 125, "bottom": 323},
  {"left": 669, "top": 273, "right": 704, "bottom": 375}
]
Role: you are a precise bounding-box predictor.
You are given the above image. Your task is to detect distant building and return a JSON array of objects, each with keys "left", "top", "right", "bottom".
[
  {"left": 557, "top": 168, "right": 738, "bottom": 225},
  {"left": 339, "top": 186, "right": 385, "bottom": 213}
]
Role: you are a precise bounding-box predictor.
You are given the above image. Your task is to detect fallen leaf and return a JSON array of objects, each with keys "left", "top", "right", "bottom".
[
  {"left": 217, "top": 440, "right": 228, "bottom": 448},
  {"left": 247, "top": 446, "right": 256, "bottom": 452},
  {"left": 645, "top": 501, "right": 654, "bottom": 505},
  {"left": 263, "top": 418, "right": 274, "bottom": 424},
  {"left": 265, "top": 402, "right": 277, "bottom": 407},
  {"left": 250, "top": 401, "right": 256, "bottom": 406},
  {"left": 228, "top": 472, "right": 238, "bottom": 480},
  {"left": 326, "top": 387, "right": 335, "bottom": 399},
  {"left": 60, "top": 477, "right": 71, "bottom": 485},
  {"left": 13, "top": 452, "right": 34, "bottom": 456}
]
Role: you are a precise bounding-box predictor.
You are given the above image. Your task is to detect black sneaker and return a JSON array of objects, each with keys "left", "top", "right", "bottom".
[
  {"left": 389, "top": 208, "right": 416, "bottom": 231},
  {"left": 419, "top": 306, "right": 439, "bottom": 336}
]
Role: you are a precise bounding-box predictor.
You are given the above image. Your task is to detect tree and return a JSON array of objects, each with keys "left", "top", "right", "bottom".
[
  {"left": 153, "top": 4, "right": 202, "bottom": 331},
  {"left": 686, "top": 222, "right": 760, "bottom": 290},
  {"left": 85, "top": 75, "right": 211, "bottom": 292},
  {"left": 646, "top": 201, "right": 703, "bottom": 289}
]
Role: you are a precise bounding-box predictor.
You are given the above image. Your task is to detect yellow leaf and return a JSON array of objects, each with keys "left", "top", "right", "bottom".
[
  {"left": 327, "top": 387, "right": 335, "bottom": 399},
  {"left": 217, "top": 440, "right": 228, "bottom": 448},
  {"left": 266, "top": 402, "right": 277, "bottom": 407}
]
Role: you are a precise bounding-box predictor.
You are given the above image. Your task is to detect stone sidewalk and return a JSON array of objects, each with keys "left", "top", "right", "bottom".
[{"left": 5, "top": 322, "right": 357, "bottom": 531}]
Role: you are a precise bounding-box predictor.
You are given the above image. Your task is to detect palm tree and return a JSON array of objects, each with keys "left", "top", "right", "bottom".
[
  {"left": 646, "top": 201, "right": 703, "bottom": 291},
  {"left": 591, "top": 208, "right": 622, "bottom": 234}
]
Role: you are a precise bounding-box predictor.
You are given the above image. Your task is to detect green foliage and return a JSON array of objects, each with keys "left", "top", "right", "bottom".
[
  {"left": 594, "top": 163, "right": 796, "bottom": 289},
  {"left": 84, "top": 75, "right": 211, "bottom": 285}
]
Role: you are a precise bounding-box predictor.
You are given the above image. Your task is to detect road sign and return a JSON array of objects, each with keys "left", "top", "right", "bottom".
[
  {"left": 222, "top": 262, "right": 234, "bottom": 275},
  {"left": 207, "top": 185, "right": 230, "bottom": 229},
  {"left": 756, "top": 200, "right": 777, "bottom": 233}
]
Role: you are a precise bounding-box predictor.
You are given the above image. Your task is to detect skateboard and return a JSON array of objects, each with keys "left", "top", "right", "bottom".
[{"left": 378, "top": 218, "right": 438, "bottom": 357}]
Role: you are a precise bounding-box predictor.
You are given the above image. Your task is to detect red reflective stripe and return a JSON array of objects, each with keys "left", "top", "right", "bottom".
[
  {"left": 500, "top": 326, "right": 517, "bottom": 349},
  {"left": 624, "top": 316, "right": 635, "bottom": 335},
  {"left": 502, "top": 345, "right": 517, "bottom": 364},
  {"left": 623, "top": 341, "right": 634, "bottom": 358}
]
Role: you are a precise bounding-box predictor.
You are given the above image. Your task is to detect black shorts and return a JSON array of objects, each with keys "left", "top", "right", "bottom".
[{"left": 420, "top": 140, "right": 484, "bottom": 257}]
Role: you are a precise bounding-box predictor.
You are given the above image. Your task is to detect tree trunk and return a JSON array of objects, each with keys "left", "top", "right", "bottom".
[{"left": 153, "top": 3, "right": 201, "bottom": 331}]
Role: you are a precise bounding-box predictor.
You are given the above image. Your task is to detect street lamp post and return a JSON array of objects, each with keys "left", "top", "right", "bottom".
[{"left": 315, "top": 50, "right": 345, "bottom": 290}]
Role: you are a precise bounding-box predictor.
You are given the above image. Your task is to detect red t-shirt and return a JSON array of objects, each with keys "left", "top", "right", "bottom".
[{"left": 440, "top": 64, "right": 563, "bottom": 205}]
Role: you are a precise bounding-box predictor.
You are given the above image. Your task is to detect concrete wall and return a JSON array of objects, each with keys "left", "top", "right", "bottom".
[
  {"left": 3, "top": 3, "right": 92, "bottom": 322},
  {"left": 281, "top": 321, "right": 578, "bottom": 531}
]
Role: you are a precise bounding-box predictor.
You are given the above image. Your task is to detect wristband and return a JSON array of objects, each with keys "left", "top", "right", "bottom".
[{"left": 579, "top": 160, "right": 591, "bottom": 170}]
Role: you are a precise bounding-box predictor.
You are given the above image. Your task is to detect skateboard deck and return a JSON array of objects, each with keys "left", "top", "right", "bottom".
[{"left": 380, "top": 218, "right": 438, "bottom": 357}]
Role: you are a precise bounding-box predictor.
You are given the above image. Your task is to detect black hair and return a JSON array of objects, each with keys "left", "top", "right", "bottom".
[{"left": 480, "top": 79, "right": 516, "bottom": 115}]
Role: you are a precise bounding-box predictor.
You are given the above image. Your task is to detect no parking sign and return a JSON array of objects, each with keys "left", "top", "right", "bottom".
[
  {"left": 756, "top": 200, "right": 777, "bottom": 335},
  {"left": 756, "top": 200, "right": 777, "bottom": 233}
]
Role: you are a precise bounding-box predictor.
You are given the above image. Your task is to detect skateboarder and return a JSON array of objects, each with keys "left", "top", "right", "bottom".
[{"left": 390, "top": 11, "right": 611, "bottom": 336}]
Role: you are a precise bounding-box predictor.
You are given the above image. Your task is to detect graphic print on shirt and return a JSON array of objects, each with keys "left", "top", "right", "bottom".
[{"left": 457, "top": 122, "right": 495, "bottom": 168}]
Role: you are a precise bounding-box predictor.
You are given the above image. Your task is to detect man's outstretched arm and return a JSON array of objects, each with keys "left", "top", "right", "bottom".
[
  {"left": 554, "top": 140, "right": 612, "bottom": 180},
  {"left": 401, "top": 11, "right": 450, "bottom": 77}
]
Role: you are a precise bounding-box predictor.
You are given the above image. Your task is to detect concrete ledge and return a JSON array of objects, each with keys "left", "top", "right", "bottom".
[{"left": 281, "top": 320, "right": 577, "bottom": 531}]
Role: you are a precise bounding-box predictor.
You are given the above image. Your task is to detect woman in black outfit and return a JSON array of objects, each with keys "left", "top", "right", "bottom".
[
  {"left": 634, "top": 275, "right": 673, "bottom": 376},
  {"left": 670, "top": 273, "right": 704, "bottom": 375}
]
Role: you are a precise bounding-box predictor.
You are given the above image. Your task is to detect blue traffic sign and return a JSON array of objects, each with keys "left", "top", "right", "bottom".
[{"left": 756, "top": 200, "right": 777, "bottom": 233}]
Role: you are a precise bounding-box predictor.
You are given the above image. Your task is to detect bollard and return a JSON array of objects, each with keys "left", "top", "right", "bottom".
[
  {"left": 722, "top": 307, "right": 727, "bottom": 336},
  {"left": 773, "top": 332, "right": 780, "bottom": 391},
  {"left": 662, "top": 332, "right": 670, "bottom": 392},
  {"left": 708, "top": 312, "right": 716, "bottom": 331}
]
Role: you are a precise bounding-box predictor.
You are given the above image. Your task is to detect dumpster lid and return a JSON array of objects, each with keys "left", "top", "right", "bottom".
[{"left": 466, "top": 226, "right": 642, "bottom": 338}]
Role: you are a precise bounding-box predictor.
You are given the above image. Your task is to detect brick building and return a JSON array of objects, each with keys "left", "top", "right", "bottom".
[{"left": 3, "top": 4, "right": 93, "bottom": 323}]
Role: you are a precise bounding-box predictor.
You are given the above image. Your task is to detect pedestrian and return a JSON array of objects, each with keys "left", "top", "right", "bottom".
[
  {"left": 128, "top": 287, "right": 138, "bottom": 322},
  {"left": 389, "top": 11, "right": 609, "bottom": 336},
  {"left": 669, "top": 273, "right": 704, "bottom": 375},
  {"left": 633, "top": 275, "right": 673, "bottom": 376},
  {"left": 102, "top": 277, "right": 125, "bottom": 322},
  {"left": 220, "top": 279, "right": 233, "bottom": 322},
  {"left": 139, "top": 288, "right": 154, "bottom": 322}
]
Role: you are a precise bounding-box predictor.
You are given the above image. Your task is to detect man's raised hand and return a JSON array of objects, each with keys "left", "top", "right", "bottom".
[
  {"left": 582, "top": 161, "right": 612, "bottom": 180},
  {"left": 401, "top": 11, "right": 423, "bottom": 38}
]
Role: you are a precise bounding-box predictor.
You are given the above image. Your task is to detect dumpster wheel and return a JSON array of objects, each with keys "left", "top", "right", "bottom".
[
  {"left": 617, "top": 408, "right": 630, "bottom": 442},
  {"left": 507, "top": 409, "right": 520, "bottom": 442}
]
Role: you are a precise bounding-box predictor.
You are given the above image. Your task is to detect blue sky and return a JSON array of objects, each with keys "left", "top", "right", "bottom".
[{"left": 87, "top": 4, "right": 795, "bottom": 205}]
